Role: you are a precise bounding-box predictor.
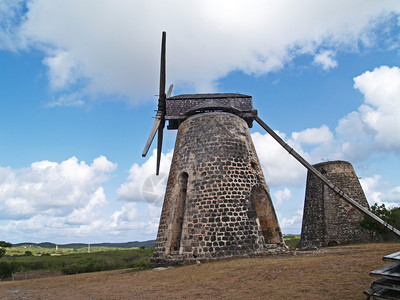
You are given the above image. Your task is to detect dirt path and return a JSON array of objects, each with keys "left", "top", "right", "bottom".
[{"left": 1, "top": 243, "right": 399, "bottom": 299}]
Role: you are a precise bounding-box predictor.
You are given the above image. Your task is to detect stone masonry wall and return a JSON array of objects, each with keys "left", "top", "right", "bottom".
[
  {"left": 299, "top": 161, "right": 373, "bottom": 248},
  {"left": 152, "top": 112, "right": 285, "bottom": 266}
]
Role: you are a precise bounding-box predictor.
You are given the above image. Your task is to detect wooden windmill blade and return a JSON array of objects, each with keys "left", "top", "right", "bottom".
[
  {"left": 254, "top": 116, "right": 400, "bottom": 238},
  {"left": 155, "top": 31, "right": 166, "bottom": 176},
  {"left": 142, "top": 112, "right": 162, "bottom": 157},
  {"left": 142, "top": 31, "right": 173, "bottom": 176}
]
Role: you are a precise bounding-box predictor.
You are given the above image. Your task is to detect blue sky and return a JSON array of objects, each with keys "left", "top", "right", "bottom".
[{"left": 1, "top": 1, "right": 400, "bottom": 243}]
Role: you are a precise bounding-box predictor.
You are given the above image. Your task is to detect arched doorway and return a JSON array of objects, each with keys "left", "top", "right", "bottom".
[
  {"left": 251, "top": 186, "right": 282, "bottom": 244},
  {"left": 169, "top": 172, "right": 188, "bottom": 253}
]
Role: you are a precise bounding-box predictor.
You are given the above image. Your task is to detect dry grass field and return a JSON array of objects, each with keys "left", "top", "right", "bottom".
[{"left": 0, "top": 243, "right": 399, "bottom": 300}]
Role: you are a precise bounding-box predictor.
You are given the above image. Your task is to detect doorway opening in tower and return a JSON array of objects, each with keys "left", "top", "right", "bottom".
[
  {"left": 169, "top": 172, "right": 188, "bottom": 254},
  {"left": 251, "top": 186, "right": 282, "bottom": 244}
]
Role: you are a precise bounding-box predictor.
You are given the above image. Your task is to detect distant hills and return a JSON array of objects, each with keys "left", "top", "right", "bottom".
[{"left": 13, "top": 240, "right": 156, "bottom": 249}]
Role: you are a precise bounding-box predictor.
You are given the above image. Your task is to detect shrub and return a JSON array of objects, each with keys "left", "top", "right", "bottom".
[
  {"left": 20, "top": 260, "right": 45, "bottom": 271},
  {"left": 131, "top": 259, "right": 150, "bottom": 269},
  {"left": 62, "top": 258, "right": 110, "bottom": 275},
  {"left": 0, "top": 262, "right": 20, "bottom": 280},
  {"left": 284, "top": 238, "right": 300, "bottom": 250},
  {"left": 361, "top": 203, "right": 400, "bottom": 235}
]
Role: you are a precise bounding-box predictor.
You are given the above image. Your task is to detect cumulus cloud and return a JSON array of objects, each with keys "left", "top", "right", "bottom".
[
  {"left": 353, "top": 66, "right": 400, "bottom": 150},
  {"left": 313, "top": 50, "right": 338, "bottom": 70},
  {"left": 273, "top": 188, "right": 292, "bottom": 207},
  {"left": 279, "top": 209, "right": 303, "bottom": 233},
  {"left": 109, "top": 203, "right": 161, "bottom": 237},
  {"left": 2, "top": 200, "right": 161, "bottom": 243},
  {"left": 1, "top": 1, "right": 399, "bottom": 104},
  {"left": 360, "top": 175, "right": 400, "bottom": 209},
  {"left": 0, "top": 154, "right": 162, "bottom": 242},
  {"left": 251, "top": 131, "right": 308, "bottom": 187},
  {"left": 0, "top": 156, "right": 117, "bottom": 219},
  {"left": 334, "top": 66, "right": 400, "bottom": 156},
  {"left": 0, "top": 156, "right": 133, "bottom": 242},
  {"left": 66, "top": 187, "right": 107, "bottom": 225},
  {"left": 117, "top": 149, "right": 173, "bottom": 204},
  {"left": 292, "top": 125, "right": 334, "bottom": 145},
  {"left": 42, "top": 51, "right": 81, "bottom": 91}
]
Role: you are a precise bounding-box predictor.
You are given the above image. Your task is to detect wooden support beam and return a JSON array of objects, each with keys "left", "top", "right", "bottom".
[{"left": 255, "top": 116, "right": 400, "bottom": 238}]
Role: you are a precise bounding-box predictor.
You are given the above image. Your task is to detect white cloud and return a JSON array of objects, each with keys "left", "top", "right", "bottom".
[
  {"left": 251, "top": 131, "right": 307, "bottom": 187},
  {"left": 279, "top": 209, "right": 303, "bottom": 233},
  {"left": 1, "top": 1, "right": 399, "bottom": 104},
  {"left": 292, "top": 125, "right": 334, "bottom": 145},
  {"left": 335, "top": 66, "right": 400, "bottom": 154},
  {"left": 42, "top": 51, "right": 81, "bottom": 90},
  {"left": 360, "top": 175, "right": 400, "bottom": 208},
  {"left": 0, "top": 152, "right": 164, "bottom": 243},
  {"left": 0, "top": 0, "right": 25, "bottom": 51},
  {"left": 2, "top": 200, "right": 161, "bottom": 243},
  {"left": 0, "top": 156, "right": 117, "bottom": 219},
  {"left": 45, "top": 92, "right": 85, "bottom": 108},
  {"left": 0, "top": 156, "right": 139, "bottom": 243},
  {"left": 273, "top": 188, "right": 292, "bottom": 207},
  {"left": 354, "top": 66, "right": 400, "bottom": 108},
  {"left": 67, "top": 187, "right": 107, "bottom": 225},
  {"left": 117, "top": 149, "right": 173, "bottom": 204},
  {"left": 109, "top": 202, "right": 161, "bottom": 236},
  {"left": 313, "top": 50, "right": 338, "bottom": 70},
  {"left": 353, "top": 66, "right": 400, "bottom": 150},
  {"left": 360, "top": 175, "right": 383, "bottom": 205},
  {"left": 111, "top": 202, "right": 138, "bottom": 224}
]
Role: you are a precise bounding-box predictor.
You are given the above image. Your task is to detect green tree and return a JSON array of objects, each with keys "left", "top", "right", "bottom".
[
  {"left": 24, "top": 250, "right": 33, "bottom": 256},
  {"left": 0, "top": 262, "right": 19, "bottom": 280},
  {"left": 361, "top": 203, "right": 400, "bottom": 234},
  {"left": 0, "top": 241, "right": 12, "bottom": 259},
  {"left": 0, "top": 241, "right": 18, "bottom": 280}
]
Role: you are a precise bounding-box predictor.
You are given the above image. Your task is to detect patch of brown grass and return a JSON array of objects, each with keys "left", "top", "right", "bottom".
[{"left": 0, "top": 243, "right": 399, "bottom": 299}]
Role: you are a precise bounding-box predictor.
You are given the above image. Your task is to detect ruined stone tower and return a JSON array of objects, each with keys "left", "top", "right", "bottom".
[
  {"left": 151, "top": 94, "right": 284, "bottom": 265},
  {"left": 299, "top": 160, "right": 372, "bottom": 248}
]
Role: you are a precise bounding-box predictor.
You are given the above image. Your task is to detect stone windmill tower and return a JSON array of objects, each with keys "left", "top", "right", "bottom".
[
  {"left": 143, "top": 32, "right": 400, "bottom": 265},
  {"left": 142, "top": 32, "right": 284, "bottom": 265},
  {"left": 299, "top": 161, "right": 372, "bottom": 248}
]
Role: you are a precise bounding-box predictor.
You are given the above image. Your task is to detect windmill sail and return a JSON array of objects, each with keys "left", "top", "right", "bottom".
[{"left": 142, "top": 31, "right": 169, "bottom": 175}]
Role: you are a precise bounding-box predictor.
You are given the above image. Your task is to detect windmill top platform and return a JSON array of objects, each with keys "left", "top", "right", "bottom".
[{"left": 165, "top": 93, "right": 257, "bottom": 129}]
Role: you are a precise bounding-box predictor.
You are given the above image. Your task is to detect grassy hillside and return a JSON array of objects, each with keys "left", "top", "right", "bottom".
[
  {"left": 12, "top": 240, "right": 156, "bottom": 250},
  {"left": 3, "top": 235, "right": 300, "bottom": 278},
  {"left": 1, "top": 248, "right": 153, "bottom": 279},
  {"left": 7, "top": 245, "right": 134, "bottom": 256}
]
